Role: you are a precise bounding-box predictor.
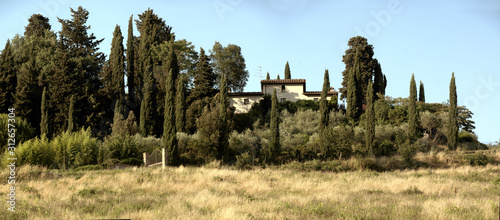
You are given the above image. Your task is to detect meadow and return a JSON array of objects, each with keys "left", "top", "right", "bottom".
[{"left": 1, "top": 159, "right": 500, "bottom": 220}]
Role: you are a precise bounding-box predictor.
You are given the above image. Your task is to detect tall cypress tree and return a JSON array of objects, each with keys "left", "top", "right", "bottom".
[
  {"left": 269, "top": 89, "right": 281, "bottom": 164},
  {"left": 408, "top": 74, "right": 418, "bottom": 142},
  {"left": 67, "top": 95, "right": 75, "bottom": 133},
  {"left": 448, "top": 73, "right": 458, "bottom": 150},
  {"left": 284, "top": 61, "right": 291, "bottom": 79},
  {"left": 40, "top": 87, "right": 51, "bottom": 139},
  {"left": 419, "top": 81, "right": 425, "bottom": 103},
  {"left": 126, "top": 15, "right": 136, "bottom": 103},
  {"left": 218, "top": 73, "right": 229, "bottom": 161},
  {"left": 266, "top": 72, "right": 270, "bottom": 80},
  {"left": 158, "top": 40, "right": 179, "bottom": 126},
  {"left": 140, "top": 69, "right": 154, "bottom": 136},
  {"left": 319, "top": 69, "right": 330, "bottom": 131},
  {"left": 0, "top": 40, "right": 17, "bottom": 112},
  {"left": 164, "top": 69, "right": 178, "bottom": 165},
  {"left": 110, "top": 24, "right": 125, "bottom": 102},
  {"left": 175, "top": 74, "right": 186, "bottom": 133},
  {"left": 373, "top": 60, "right": 386, "bottom": 97},
  {"left": 277, "top": 74, "right": 280, "bottom": 80},
  {"left": 346, "top": 51, "right": 361, "bottom": 120},
  {"left": 365, "top": 81, "right": 375, "bottom": 155},
  {"left": 319, "top": 69, "right": 330, "bottom": 152}
]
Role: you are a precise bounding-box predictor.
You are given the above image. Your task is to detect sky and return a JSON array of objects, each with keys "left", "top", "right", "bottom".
[{"left": 1, "top": 0, "right": 499, "bottom": 143}]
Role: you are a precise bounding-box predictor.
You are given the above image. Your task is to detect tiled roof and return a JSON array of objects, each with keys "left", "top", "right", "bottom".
[
  {"left": 260, "top": 79, "right": 306, "bottom": 84},
  {"left": 303, "top": 91, "right": 338, "bottom": 95},
  {"left": 228, "top": 92, "right": 264, "bottom": 96}
]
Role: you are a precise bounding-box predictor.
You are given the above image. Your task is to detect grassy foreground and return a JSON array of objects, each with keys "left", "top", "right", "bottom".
[{"left": 1, "top": 164, "right": 500, "bottom": 219}]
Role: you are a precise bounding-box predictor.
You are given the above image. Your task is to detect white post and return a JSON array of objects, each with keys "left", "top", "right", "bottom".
[
  {"left": 143, "top": 152, "right": 148, "bottom": 167},
  {"left": 162, "top": 148, "right": 166, "bottom": 169}
]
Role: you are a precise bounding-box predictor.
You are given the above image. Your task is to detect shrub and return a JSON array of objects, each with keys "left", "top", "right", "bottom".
[
  {"left": 0, "top": 114, "right": 35, "bottom": 153},
  {"left": 458, "top": 131, "right": 477, "bottom": 143},
  {"left": 52, "top": 128, "right": 100, "bottom": 169},
  {"left": 465, "top": 152, "right": 492, "bottom": 166},
  {"left": 101, "top": 135, "right": 140, "bottom": 167},
  {"left": 398, "top": 140, "right": 417, "bottom": 163},
  {"left": 236, "top": 152, "right": 253, "bottom": 170}
]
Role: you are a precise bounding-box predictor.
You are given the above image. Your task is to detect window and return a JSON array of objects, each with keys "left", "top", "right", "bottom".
[
  {"left": 280, "top": 98, "right": 286, "bottom": 103},
  {"left": 314, "top": 98, "right": 318, "bottom": 101},
  {"left": 243, "top": 98, "right": 249, "bottom": 105},
  {"left": 281, "top": 85, "right": 286, "bottom": 92}
]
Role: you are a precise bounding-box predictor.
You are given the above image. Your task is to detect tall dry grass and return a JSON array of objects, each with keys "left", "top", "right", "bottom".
[{"left": 1, "top": 164, "right": 499, "bottom": 219}]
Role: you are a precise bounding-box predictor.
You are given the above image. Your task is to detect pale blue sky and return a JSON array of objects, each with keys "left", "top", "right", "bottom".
[{"left": 1, "top": 0, "right": 499, "bottom": 143}]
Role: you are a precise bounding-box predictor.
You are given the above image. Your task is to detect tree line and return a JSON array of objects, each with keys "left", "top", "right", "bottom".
[{"left": 0, "top": 7, "right": 477, "bottom": 168}]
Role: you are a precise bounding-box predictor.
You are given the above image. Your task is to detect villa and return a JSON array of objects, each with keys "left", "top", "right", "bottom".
[{"left": 229, "top": 79, "right": 338, "bottom": 113}]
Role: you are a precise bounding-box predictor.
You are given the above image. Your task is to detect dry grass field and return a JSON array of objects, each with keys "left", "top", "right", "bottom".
[{"left": 1, "top": 163, "right": 500, "bottom": 219}]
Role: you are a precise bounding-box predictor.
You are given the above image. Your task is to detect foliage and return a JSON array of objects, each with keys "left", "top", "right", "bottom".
[
  {"left": 448, "top": 73, "right": 458, "bottom": 150},
  {"left": 210, "top": 41, "right": 249, "bottom": 92},
  {"left": 163, "top": 68, "right": 178, "bottom": 165},
  {"left": 269, "top": 89, "right": 281, "bottom": 164},
  {"left": 408, "top": 74, "right": 418, "bottom": 142},
  {"left": 465, "top": 152, "right": 492, "bottom": 166},
  {"left": 365, "top": 81, "right": 375, "bottom": 155},
  {"left": 236, "top": 152, "right": 253, "bottom": 170},
  {"left": 284, "top": 61, "right": 291, "bottom": 79},
  {"left": 0, "top": 114, "right": 35, "bottom": 153},
  {"left": 346, "top": 50, "right": 362, "bottom": 119},
  {"left": 0, "top": 40, "right": 17, "bottom": 113},
  {"left": 419, "top": 81, "right": 425, "bottom": 103},
  {"left": 187, "top": 48, "right": 216, "bottom": 104}
]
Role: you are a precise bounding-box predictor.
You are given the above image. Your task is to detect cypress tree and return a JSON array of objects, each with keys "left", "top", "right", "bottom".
[
  {"left": 373, "top": 61, "right": 386, "bottom": 97},
  {"left": 140, "top": 69, "right": 154, "bottom": 136},
  {"left": 448, "top": 73, "right": 458, "bottom": 150},
  {"left": 319, "top": 69, "right": 330, "bottom": 131},
  {"left": 266, "top": 72, "right": 270, "bottom": 80},
  {"left": 164, "top": 69, "right": 178, "bottom": 165},
  {"left": 0, "top": 40, "right": 17, "bottom": 112},
  {"left": 277, "top": 74, "right": 280, "bottom": 80},
  {"left": 67, "top": 95, "right": 75, "bottom": 133},
  {"left": 346, "top": 51, "right": 362, "bottom": 120},
  {"left": 175, "top": 74, "right": 186, "bottom": 133},
  {"left": 284, "top": 61, "right": 291, "bottom": 79},
  {"left": 365, "top": 81, "right": 375, "bottom": 155},
  {"left": 408, "top": 74, "right": 418, "bottom": 142},
  {"left": 269, "top": 89, "right": 281, "bottom": 164},
  {"left": 419, "top": 81, "right": 425, "bottom": 103},
  {"left": 340, "top": 36, "right": 377, "bottom": 103},
  {"left": 126, "top": 15, "right": 135, "bottom": 102},
  {"left": 110, "top": 24, "right": 125, "bottom": 102},
  {"left": 40, "top": 87, "right": 50, "bottom": 139},
  {"left": 218, "top": 73, "right": 229, "bottom": 161}
]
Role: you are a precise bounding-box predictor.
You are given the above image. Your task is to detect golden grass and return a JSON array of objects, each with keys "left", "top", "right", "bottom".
[{"left": 1, "top": 164, "right": 499, "bottom": 219}]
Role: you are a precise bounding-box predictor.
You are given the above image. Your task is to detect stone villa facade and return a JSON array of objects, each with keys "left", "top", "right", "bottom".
[{"left": 229, "top": 79, "right": 338, "bottom": 113}]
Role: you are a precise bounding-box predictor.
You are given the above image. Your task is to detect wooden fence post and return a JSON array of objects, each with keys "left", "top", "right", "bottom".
[
  {"left": 143, "top": 152, "right": 148, "bottom": 167},
  {"left": 162, "top": 148, "right": 166, "bottom": 169}
]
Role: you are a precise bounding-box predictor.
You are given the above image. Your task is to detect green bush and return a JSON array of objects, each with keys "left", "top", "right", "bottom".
[
  {"left": 458, "top": 131, "right": 477, "bottom": 143},
  {"left": 398, "top": 140, "right": 417, "bottom": 163},
  {"left": 465, "top": 152, "right": 492, "bottom": 166},
  {"left": 236, "top": 152, "right": 253, "bottom": 170},
  {"left": 52, "top": 128, "right": 100, "bottom": 169},
  {"left": 0, "top": 114, "right": 35, "bottom": 153},
  {"left": 101, "top": 135, "right": 140, "bottom": 167}
]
